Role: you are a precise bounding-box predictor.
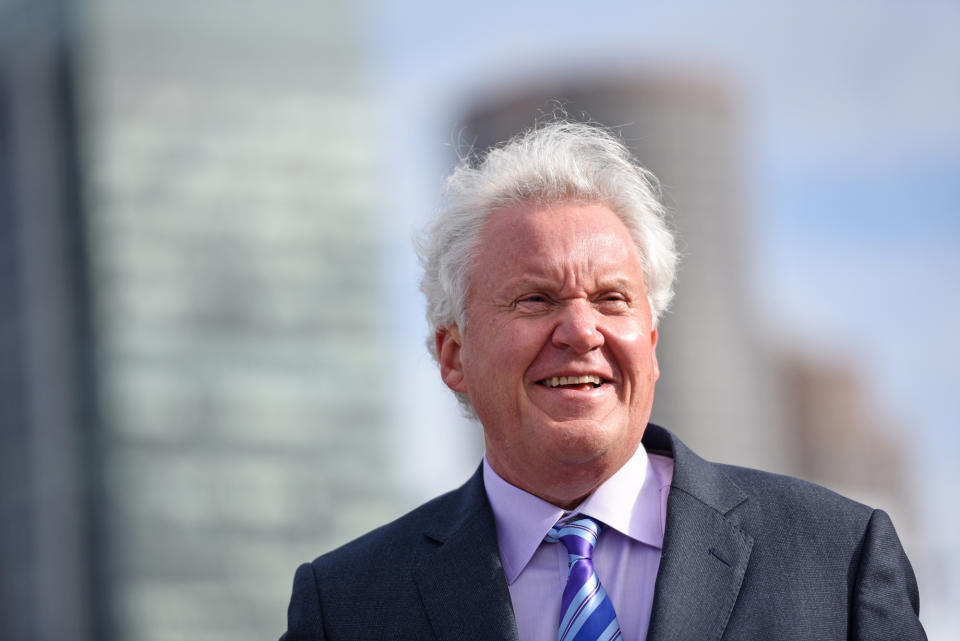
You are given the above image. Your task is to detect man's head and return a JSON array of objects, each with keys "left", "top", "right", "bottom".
[{"left": 417, "top": 121, "right": 677, "bottom": 507}]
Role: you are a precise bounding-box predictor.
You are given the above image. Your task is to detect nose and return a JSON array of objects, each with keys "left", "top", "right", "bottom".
[{"left": 552, "top": 300, "right": 604, "bottom": 353}]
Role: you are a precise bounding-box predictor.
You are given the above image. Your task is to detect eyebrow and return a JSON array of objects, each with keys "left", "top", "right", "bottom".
[{"left": 498, "top": 275, "right": 639, "bottom": 293}]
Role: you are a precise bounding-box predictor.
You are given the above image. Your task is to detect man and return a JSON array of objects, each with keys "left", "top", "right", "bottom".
[{"left": 281, "top": 121, "right": 925, "bottom": 640}]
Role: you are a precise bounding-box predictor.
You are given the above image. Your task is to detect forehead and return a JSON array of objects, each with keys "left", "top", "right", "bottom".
[{"left": 473, "top": 201, "right": 641, "bottom": 277}]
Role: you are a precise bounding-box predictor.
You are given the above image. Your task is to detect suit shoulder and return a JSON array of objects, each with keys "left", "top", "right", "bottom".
[
  {"left": 281, "top": 474, "right": 489, "bottom": 640},
  {"left": 720, "top": 463, "right": 871, "bottom": 509},
  {"left": 309, "top": 473, "right": 483, "bottom": 575},
  {"left": 717, "top": 463, "right": 875, "bottom": 535}
]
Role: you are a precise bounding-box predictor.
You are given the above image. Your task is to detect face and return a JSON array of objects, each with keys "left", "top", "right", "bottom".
[{"left": 436, "top": 202, "right": 659, "bottom": 507}]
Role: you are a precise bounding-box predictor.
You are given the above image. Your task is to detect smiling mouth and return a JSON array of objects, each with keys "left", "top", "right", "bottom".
[{"left": 538, "top": 375, "right": 606, "bottom": 389}]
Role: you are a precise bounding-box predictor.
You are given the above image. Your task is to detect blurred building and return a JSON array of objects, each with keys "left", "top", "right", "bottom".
[
  {"left": 0, "top": 2, "right": 97, "bottom": 641},
  {"left": 775, "top": 348, "right": 910, "bottom": 524},
  {"left": 79, "top": 1, "right": 396, "bottom": 640},
  {"left": 457, "top": 76, "right": 792, "bottom": 474}
]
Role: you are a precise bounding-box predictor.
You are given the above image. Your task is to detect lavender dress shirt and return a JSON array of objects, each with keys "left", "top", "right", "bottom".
[{"left": 483, "top": 445, "right": 674, "bottom": 641}]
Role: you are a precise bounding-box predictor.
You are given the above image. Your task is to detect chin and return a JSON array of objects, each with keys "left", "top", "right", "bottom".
[{"left": 547, "top": 427, "right": 624, "bottom": 466}]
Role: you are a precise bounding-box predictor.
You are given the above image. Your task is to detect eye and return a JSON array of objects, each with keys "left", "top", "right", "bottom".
[
  {"left": 515, "top": 294, "right": 552, "bottom": 310},
  {"left": 597, "top": 293, "right": 629, "bottom": 311}
]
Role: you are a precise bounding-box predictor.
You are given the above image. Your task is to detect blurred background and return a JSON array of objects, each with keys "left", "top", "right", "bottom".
[{"left": 1, "top": 0, "right": 957, "bottom": 639}]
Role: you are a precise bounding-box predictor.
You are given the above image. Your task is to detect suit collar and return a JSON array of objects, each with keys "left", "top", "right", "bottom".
[
  {"left": 414, "top": 467, "right": 520, "bottom": 641},
  {"left": 643, "top": 424, "right": 749, "bottom": 515},
  {"left": 643, "top": 424, "right": 755, "bottom": 641},
  {"left": 412, "top": 425, "right": 755, "bottom": 641}
]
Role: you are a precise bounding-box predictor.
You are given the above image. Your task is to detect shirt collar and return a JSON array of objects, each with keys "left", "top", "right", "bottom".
[{"left": 483, "top": 444, "right": 667, "bottom": 584}]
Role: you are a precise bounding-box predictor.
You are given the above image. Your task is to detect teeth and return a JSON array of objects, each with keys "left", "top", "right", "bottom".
[{"left": 542, "top": 375, "right": 602, "bottom": 388}]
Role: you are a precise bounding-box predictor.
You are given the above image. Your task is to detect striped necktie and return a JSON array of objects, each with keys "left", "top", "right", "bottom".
[{"left": 545, "top": 517, "right": 622, "bottom": 641}]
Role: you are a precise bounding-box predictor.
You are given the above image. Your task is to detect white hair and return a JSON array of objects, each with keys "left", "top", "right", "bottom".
[{"left": 417, "top": 119, "right": 677, "bottom": 366}]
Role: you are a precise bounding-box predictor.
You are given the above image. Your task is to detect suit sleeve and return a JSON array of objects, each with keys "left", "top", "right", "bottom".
[
  {"left": 279, "top": 562, "right": 326, "bottom": 641},
  {"left": 850, "top": 509, "right": 926, "bottom": 640}
]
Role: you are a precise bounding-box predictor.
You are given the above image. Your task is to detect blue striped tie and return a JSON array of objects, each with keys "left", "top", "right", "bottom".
[{"left": 545, "top": 517, "right": 622, "bottom": 641}]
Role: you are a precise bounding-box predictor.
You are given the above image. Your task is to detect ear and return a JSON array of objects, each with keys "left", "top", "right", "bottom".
[
  {"left": 650, "top": 326, "right": 660, "bottom": 381},
  {"left": 436, "top": 326, "right": 468, "bottom": 392}
]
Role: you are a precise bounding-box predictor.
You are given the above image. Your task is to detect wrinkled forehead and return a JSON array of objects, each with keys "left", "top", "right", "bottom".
[
  {"left": 466, "top": 201, "right": 645, "bottom": 291},
  {"left": 483, "top": 199, "right": 635, "bottom": 246}
]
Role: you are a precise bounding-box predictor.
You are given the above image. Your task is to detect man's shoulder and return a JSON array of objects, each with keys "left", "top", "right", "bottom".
[
  {"left": 280, "top": 469, "right": 495, "bottom": 640},
  {"left": 651, "top": 433, "right": 923, "bottom": 637},
  {"left": 308, "top": 467, "right": 487, "bottom": 574},
  {"left": 719, "top": 462, "right": 871, "bottom": 513},
  {"left": 711, "top": 461, "right": 878, "bottom": 542},
  {"left": 655, "top": 424, "right": 876, "bottom": 534}
]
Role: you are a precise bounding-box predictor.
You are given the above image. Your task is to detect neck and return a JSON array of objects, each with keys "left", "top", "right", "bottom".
[{"left": 487, "top": 448, "right": 638, "bottom": 510}]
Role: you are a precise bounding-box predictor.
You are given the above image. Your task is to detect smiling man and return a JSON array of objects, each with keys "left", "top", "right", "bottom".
[{"left": 280, "top": 121, "right": 925, "bottom": 640}]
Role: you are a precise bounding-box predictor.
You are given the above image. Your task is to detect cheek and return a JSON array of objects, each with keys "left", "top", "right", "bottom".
[
  {"left": 608, "top": 313, "right": 653, "bottom": 342},
  {"left": 493, "top": 324, "right": 544, "bottom": 360},
  {"left": 607, "top": 323, "right": 657, "bottom": 373},
  {"left": 464, "top": 324, "right": 535, "bottom": 380},
  {"left": 606, "top": 321, "right": 644, "bottom": 349}
]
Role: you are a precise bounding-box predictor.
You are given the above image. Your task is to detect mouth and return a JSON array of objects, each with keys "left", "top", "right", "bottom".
[{"left": 537, "top": 374, "right": 608, "bottom": 390}]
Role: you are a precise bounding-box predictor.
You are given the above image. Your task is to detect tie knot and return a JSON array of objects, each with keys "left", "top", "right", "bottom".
[
  {"left": 545, "top": 516, "right": 602, "bottom": 559},
  {"left": 545, "top": 516, "right": 621, "bottom": 640}
]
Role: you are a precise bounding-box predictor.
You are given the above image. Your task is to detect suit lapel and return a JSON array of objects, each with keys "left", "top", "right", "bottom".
[
  {"left": 413, "top": 468, "right": 519, "bottom": 641},
  {"left": 644, "top": 426, "right": 755, "bottom": 641},
  {"left": 409, "top": 427, "right": 753, "bottom": 641}
]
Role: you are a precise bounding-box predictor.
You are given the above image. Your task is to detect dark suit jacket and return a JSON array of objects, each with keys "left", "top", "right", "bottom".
[{"left": 280, "top": 424, "right": 925, "bottom": 640}]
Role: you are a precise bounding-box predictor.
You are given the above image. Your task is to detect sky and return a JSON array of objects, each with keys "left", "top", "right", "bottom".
[{"left": 365, "top": 0, "right": 960, "bottom": 632}]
